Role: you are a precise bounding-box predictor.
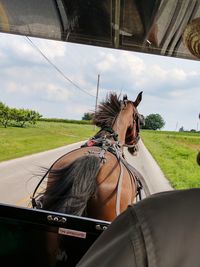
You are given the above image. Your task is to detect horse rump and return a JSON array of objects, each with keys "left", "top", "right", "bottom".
[{"left": 40, "top": 155, "right": 102, "bottom": 216}]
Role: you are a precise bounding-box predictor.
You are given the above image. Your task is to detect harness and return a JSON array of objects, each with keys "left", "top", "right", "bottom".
[
  {"left": 31, "top": 128, "right": 143, "bottom": 216},
  {"left": 82, "top": 128, "right": 143, "bottom": 216}
]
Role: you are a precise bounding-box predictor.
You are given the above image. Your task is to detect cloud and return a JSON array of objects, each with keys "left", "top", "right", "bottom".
[
  {"left": 120, "top": 51, "right": 145, "bottom": 75},
  {"left": 32, "top": 38, "right": 66, "bottom": 60},
  {"left": 140, "top": 86, "right": 200, "bottom": 131},
  {"left": 1, "top": 32, "right": 200, "bottom": 130},
  {"left": 96, "top": 50, "right": 145, "bottom": 77},
  {"left": 0, "top": 33, "right": 66, "bottom": 66},
  {"left": 97, "top": 53, "right": 117, "bottom": 72},
  {"left": 5, "top": 81, "right": 71, "bottom": 102},
  {"left": 170, "top": 68, "right": 187, "bottom": 81}
]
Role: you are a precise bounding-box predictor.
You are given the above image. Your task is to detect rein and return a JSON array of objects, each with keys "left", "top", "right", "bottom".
[{"left": 31, "top": 147, "right": 82, "bottom": 208}]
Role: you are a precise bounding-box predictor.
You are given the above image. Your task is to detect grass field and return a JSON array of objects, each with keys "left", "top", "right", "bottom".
[
  {"left": 141, "top": 130, "right": 200, "bottom": 189},
  {"left": 1, "top": 122, "right": 200, "bottom": 189},
  {"left": 0, "top": 122, "right": 96, "bottom": 162}
]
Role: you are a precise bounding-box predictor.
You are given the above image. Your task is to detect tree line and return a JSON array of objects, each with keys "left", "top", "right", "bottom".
[
  {"left": 0, "top": 102, "right": 42, "bottom": 128},
  {"left": 82, "top": 112, "right": 165, "bottom": 130},
  {"left": 0, "top": 101, "right": 165, "bottom": 130}
]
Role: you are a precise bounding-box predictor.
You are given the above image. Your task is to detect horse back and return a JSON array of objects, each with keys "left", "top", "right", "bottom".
[{"left": 48, "top": 146, "right": 136, "bottom": 221}]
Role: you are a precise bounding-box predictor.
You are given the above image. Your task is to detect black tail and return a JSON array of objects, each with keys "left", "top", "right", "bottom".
[{"left": 41, "top": 155, "right": 102, "bottom": 216}]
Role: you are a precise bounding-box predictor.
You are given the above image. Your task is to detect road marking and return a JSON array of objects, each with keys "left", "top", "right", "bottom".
[
  {"left": 16, "top": 194, "right": 32, "bottom": 207},
  {"left": 16, "top": 187, "right": 45, "bottom": 207}
]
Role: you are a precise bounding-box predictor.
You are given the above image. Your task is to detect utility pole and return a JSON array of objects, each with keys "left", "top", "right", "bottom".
[
  {"left": 198, "top": 112, "right": 200, "bottom": 131},
  {"left": 175, "top": 121, "right": 178, "bottom": 131},
  {"left": 94, "top": 74, "right": 100, "bottom": 131}
]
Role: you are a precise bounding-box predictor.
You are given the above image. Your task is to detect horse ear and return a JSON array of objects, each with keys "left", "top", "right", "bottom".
[
  {"left": 120, "top": 95, "right": 128, "bottom": 109},
  {"left": 123, "top": 95, "right": 128, "bottom": 101},
  {"left": 134, "top": 91, "right": 143, "bottom": 107}
]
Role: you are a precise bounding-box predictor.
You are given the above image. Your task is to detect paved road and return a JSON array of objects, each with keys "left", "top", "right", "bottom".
[
  {"left": 0, "top": 140, "right": 173, "bottom": 208},
  {"left": 0, "top": 142, "right": 84, "bottom": 207},
  {"left": 124, "top": 139, "right": 173, "bottom": 195}
]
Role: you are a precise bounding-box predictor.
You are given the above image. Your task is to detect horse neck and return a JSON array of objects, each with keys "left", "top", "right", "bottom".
[{"left": 112, "top": 107, "right": 132, "bottom": 146}]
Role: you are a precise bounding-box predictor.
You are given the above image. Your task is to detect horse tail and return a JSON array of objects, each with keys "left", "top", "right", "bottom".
[{"left": 42, "top": 155, "right": 102, "bottom": 216}]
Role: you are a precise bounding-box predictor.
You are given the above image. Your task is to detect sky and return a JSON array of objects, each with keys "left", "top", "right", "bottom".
[{"left": 0, "top": 32, "right": 200, "bottom": 131}]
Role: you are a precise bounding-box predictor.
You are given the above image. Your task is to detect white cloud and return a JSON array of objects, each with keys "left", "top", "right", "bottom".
[
  {"left": 96, "top": 50, "right": 145, "bottom": 77},
  {"left": 1, "top": 32, "right": 200, "bottom": 130},
  {"left": 5, "top": 81, "right": 71, "bottom": 102},
  {"left": 65, "top": 104, "right": 92, "bottom": 116},
  {"left": 33, "top": 38, "right": 66, "bottom": 60},
  {"left": 170, "top": 68, "right": 187, "bottom": 81},
  {"left": 45, "top": 84, "right": 71, "bottom": 101},
  {"left": 120, "top": 51, "right": 145, "bottom": 75},
  {"left": 97, "top": 53, "right": 117, "bottom": 72},
  {"left": 0, "top": 33, "right": 66, "bottom": 63},
  {"left": 6, "top": 82, "right": 18, "bottom": 93}
]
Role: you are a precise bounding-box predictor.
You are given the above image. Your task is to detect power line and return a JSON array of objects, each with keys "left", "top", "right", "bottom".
[
  {"left": 94, "top": 74, "right": 100, "bottom": 131},
  {"left": 25, "top": 36, "right": 95, "bottom": 98}
]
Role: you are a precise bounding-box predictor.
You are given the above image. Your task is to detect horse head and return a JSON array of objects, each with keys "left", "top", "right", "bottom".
[
  {"left": 118, "top": 92, "right": 143, "bottom": 153},
  {"left": 92, "top": 91, "right": 143, "bottom": 153}
]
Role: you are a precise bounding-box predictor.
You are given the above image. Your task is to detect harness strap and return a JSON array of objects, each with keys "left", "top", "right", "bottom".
[
  {"left": 121, "top": 158, "right": 144, "bottom": 200},
  {"left": 116, "top": 152, "right": 144, "bottom": 207},
  {"left": 115, "top": 160, "right": 124, "bottom": 216},
  {"left": 86, "top": 137, "right": 143, "bottom": 215},
  {"left": 124, "top": 136, "right": 140, "bottom": 148}
]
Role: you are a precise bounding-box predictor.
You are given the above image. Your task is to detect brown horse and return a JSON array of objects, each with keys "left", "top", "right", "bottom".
[{"left": 31, "top": 91, "right": 143, "bottom": 222}]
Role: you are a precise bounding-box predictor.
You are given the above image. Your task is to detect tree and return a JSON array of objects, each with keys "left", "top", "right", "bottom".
[
  {"left": 179, "top": 126, "right": 184, "bottom": 132},
  {"left": 0, "top": 102, "right": 11, "bottom": 128},
  {"left": 0, "top": 101, "right": 42, "bottom": 127},
  {"left": 143, "top": 113, "right": 165, "bottom": 130},
  {"left": 12, "top": 108, "right": 42, "bottom": 127},
  {"left": 82, "top": 112, "right": 93, "bottom": 121}
]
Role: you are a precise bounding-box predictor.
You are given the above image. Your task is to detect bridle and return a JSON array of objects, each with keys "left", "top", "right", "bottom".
[{"left": 124, "top": 104, "right": 141, "bottom": 148}]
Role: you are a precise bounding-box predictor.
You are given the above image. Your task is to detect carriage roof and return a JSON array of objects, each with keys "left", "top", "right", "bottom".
[{"left": 0, "top": 0, "right": 200, "bottom": 62}]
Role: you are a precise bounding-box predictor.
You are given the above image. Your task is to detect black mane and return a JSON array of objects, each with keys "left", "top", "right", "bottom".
[{"left": 92, "top": 92, "right": 122, "bottom": 128}]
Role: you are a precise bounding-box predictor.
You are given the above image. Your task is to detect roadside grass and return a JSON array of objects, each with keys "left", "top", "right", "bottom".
[
  {"left": 0, "top": 121, "right": 96, "bottom": 162},
  {"left": 1, "top": 123, "right": 200, "bottom": 190},
  {"left": 141, "top": 130, "right": 200, "bottom": 189}
]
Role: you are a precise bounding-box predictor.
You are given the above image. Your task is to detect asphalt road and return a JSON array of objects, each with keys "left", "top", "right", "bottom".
[
  {"left": 125, "top": 139, "right": 172, "bottom": 195},
  {"left": 0, "top": 142, "right": 84, "bottom": 207},
  {"left": 0, "top": 140, "right": 173, "bottom": 207}
]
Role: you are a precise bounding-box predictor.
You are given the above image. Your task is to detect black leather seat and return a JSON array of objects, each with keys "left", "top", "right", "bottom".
[{"left": 77, "top": 189, "right": 200, "bottom": 267}]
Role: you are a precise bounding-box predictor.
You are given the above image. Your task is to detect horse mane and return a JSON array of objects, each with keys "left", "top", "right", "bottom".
[{"left": 92, "top": 92, "right": 122, "bottom": 128}]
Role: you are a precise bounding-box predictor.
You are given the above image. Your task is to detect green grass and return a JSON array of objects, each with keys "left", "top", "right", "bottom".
[
  {"left": 1, "top": 123, "right": 200, "bottom": 189},
  {"left": 0, "top": 122, "right": 96, "bottom": 162},
  {"left": 141, "top": 130, "right": 200, "bottom": 189}
]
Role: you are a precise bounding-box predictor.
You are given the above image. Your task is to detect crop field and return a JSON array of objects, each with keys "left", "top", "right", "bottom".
[{"left": 141, "top": 130, "right": 200, "bottom": 189}]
